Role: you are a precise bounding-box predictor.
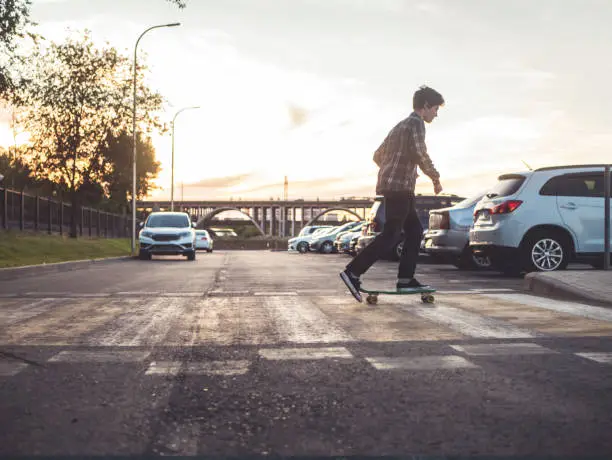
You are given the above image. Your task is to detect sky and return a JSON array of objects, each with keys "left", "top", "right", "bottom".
[{"left": 2, "top": 0, "right": 612, "bottom": 201}]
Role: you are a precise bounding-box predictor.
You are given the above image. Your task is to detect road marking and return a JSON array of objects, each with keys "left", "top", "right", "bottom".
[
  {"left": 254, "top": 291, "right": 298, "bottom": 296},
  {"left": 115, "top": 291, "right": 161, "bottom": 296},
  {"left": 406, "top": 304, "right": 541, "bottom": 339},
  {"left": 184, "top": 360, "right": 250, "bottom": 376},
  {"left": 146, "top": 361, "right": 182, "bottom": 376},
  {"left": 90, "top": 297, "right": 183, "bottom": 347},
  {"left": 366, "top": 355, "right": 479, "bottom": 371},
  {"left": 159, "top": 292, "right": 204, "bottom": 297},
  {"left": 145, "top": 360, "right": 251, "bottom": 376},
  {"left": 0, "top": 361, "right": 28, "bottom": 376},
  {"left": 48, "top": 350, "right": 151, "bottom": 363},
  {"left": 484, "top": 293, "right": 612, "bottom": 322},
  {"left": 575, "top": 352, "right": 612, "bottom": 364},
  {"left": 450, "top": 343, "right": 558, "bottom": 356},
  {"left": 263, "top": 296, "right": 354, "bottom": 343},
  {"left": 259, "top": 346, "right": 353, "bottom": 360},
  {"left": 0, "top": 298, "right": 60, "bottom": 326}
]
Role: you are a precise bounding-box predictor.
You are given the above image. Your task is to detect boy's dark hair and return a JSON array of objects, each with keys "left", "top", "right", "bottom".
[{"left": 413, "top": 85, "right": 444, "bottom": 110}]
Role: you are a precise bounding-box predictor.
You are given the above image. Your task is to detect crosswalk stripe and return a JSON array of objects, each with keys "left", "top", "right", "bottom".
[
  {"left": 48, "top": 350, "right": 151, "bottom": 363},
  {"left": 263, "top": 296, "right": 354, "bottom": 343},
  {"left": 88, "top": 297, "right": 182, "bottom": 347},
  {"left": 259, "top": 346, "right": 353, "bottom": 360},
  {"left": 405, "top": 304, "right": 541, "bottom": 339},
  {"left": 484, "top": 293, "right": 612, "bottom": 322},
  {"left": 0, "top": 298, "right": 125, "bottom": 345},
  {"left": 575, "top": 352, "right": 612, "bottom": 364},
  {"left": 145, "top": 360, "right": 250, "bottom": 376},
  {"left": 366, "top": 355, "right": 479, "bottom": 371},
  {"left": 0, "top": 298, "right": 60, "bottom": 327},
  {"left": 450, "top": 343, "right": 558, "bottom": 356}
]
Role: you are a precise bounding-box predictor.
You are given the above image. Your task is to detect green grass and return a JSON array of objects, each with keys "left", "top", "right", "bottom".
[{"left": 0, "top": 231, "right": 132, "bottom": 268}]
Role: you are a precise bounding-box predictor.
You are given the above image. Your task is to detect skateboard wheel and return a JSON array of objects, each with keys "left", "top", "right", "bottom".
[
  {"left": 366, "top": 294, "right": 378, "bottom": 305},
  {"left": 421, "top": 294, "right": 435, "bottom": 304}
]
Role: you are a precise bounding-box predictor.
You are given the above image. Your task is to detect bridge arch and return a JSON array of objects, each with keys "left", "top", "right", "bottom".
[
  {"left": 304, "top": 207, "right": 363, "bottom": 228},
  {"left": 197, "top": 207, "right": 265, "bottom": 236}
]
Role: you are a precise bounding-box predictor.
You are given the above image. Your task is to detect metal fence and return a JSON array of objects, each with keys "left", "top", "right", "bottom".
[{"left": 0, "top": 187, "right": 133, "bottom": 238}]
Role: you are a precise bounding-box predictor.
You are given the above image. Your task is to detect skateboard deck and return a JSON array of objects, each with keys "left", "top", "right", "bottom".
[{"left": 359, "top": 286, "right": 436, "bottom": 304}]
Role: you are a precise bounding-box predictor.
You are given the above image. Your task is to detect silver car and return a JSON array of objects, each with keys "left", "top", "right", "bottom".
[{"left": 423, "top": 192, "right": 491, "bottom": 270}]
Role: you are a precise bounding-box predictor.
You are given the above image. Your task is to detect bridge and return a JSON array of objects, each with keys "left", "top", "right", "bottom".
[{"left": 137, "top": 196, "right": 463, "bottom": 237}]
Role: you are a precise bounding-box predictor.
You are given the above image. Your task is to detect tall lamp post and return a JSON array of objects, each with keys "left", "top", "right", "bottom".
[
  {"left": 171, "top": 106, "right": 200, "bottom": 211},
  {"left": 132, "top": 22, "right": 180, "bottom": 255}
]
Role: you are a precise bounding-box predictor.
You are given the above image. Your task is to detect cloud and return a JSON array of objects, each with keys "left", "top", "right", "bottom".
[{"left": 187, "top": 173, "right": 253, "bottom": 188}]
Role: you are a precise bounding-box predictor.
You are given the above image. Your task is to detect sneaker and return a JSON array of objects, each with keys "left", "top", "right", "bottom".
[
  {"left": 396, "top": 278, "right": 430, "bottom": 291},
  {"left": 340, "top": 269, "right": 362, "bottom": 302}
]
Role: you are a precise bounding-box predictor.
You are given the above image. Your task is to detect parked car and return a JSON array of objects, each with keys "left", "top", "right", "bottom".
[
  {"left": 194, "top": 229, "right": 214, "bottom": 252},
  {"left": 309, "top": 221, "right": 362, "bottom": 253},
  {"left": 470, "top": 164, "right": 612, "bottom": 274},
  {"left": 356, "top": 196, "right": 434, "bottom": 261},
  {"left": 423, "top": 192, "right": 491, "bottom": 269},
  {"left": 287, "top": 226, "right": 333, "bottom": 253},
  {"left": 138, "top": 211, "right": 196, "bottom": 261},
  {"left": 334, "top": 222, "right": 365, "bottom": 254}
]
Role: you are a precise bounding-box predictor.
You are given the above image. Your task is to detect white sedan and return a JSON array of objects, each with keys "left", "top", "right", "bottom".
[{"left": 195, "top": 229, "right": 214, "bottom": 252}]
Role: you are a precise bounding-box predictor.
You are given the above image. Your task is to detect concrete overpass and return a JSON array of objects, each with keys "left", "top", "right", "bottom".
[{"left": 137, "top": 196, "right": 462, "bottom": 237}]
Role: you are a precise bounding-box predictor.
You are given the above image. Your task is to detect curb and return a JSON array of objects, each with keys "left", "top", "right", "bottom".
[
  {"left": 523, "top": 272, "right": 612, "bottom": 307},
  {"left": 0, "top": 256, "right": 135, "bottom": 282}
]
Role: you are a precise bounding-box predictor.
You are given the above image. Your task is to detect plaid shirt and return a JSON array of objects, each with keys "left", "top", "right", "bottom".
[{"left": 373, "top": 112, "right": 440, "bottom": 195}]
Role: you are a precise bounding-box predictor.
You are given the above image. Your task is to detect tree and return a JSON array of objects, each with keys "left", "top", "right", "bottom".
[
  {"left": 14, "top": 32, "right": 165, "bottom": 237},
  {"left": 101, "top": 131, "right": 161, "bottom": 212},
  {"left": 0, "top": 0, "right": 37, "bottom": 97}
]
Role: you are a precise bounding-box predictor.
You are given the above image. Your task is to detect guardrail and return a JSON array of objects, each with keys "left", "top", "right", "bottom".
[{"left": 0, "top": 187, "right": 133, "bottom": 238}]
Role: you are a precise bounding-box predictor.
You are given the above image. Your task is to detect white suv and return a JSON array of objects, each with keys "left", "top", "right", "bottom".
[
  {"left": 138, "top": 211, "right": 196, "bottom": 261},
  {"left": 470, "top": 165, "right": 611, "bottom": 274}
]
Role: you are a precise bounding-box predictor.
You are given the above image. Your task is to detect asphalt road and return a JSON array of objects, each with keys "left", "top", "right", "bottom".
[{"left": 0, "top": 251, "right": 611, "bottom": 457}]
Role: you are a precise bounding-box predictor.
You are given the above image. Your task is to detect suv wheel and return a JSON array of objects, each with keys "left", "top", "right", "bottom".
[
  {"left": 297, "top": 241, "right": 309, "bottom": 254},
  {"left": 186, "top": 250, "right": 196, "bottom": 261},
  {"left": 139, "top": 250, "right": 151, "bottom": 260},
  {"left": 522, "top": 231, "right": 570, "bottom": 272}
]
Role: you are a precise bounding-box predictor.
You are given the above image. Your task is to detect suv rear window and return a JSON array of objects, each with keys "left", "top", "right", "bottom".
[
  {"left": 486, "top": 174, "right": 526, "bottom": 198},
  {"left": 146, "top": 214, "right": 190, "bottom": 228}
]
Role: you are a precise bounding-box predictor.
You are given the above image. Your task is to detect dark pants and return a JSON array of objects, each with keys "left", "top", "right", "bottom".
[{"left": 346, "top": 192, "right": 422, "bottom": 279}]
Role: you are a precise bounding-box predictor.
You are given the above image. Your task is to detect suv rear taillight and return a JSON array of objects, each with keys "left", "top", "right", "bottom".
[{"left": 490, "top": 200, "right": 523, "bottom": 215}]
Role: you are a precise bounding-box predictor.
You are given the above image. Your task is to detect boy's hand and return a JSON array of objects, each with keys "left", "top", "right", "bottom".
[{"left": 433, "top": 179, "right": 443, "bottom": 195}]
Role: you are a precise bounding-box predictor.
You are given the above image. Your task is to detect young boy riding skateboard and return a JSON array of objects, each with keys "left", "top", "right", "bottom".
[{"left": 340, "top": 85, "right": 445, "bottom": 302}]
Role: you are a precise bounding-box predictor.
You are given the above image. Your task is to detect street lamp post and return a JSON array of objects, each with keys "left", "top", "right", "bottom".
[
  {"left": 171, "top": 106, "right": 200, "bottom": 211},
  {"left": 132, "top": 22, "right": 180, "bottom": 255}
]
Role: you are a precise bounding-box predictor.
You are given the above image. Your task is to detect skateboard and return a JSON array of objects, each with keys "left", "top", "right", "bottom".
[{"left": 359, "top": 286, "right": 436, "bottom": 305}]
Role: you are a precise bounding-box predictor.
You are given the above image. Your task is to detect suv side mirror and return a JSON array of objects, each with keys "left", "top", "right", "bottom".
[
  {"left": 192, "top": 222, "right": 197, "bottom": 228},
  {"left": 138, "top": 221, "right": 145, "bottom": 229}
]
